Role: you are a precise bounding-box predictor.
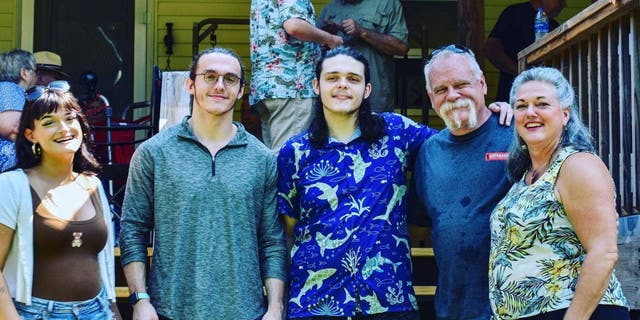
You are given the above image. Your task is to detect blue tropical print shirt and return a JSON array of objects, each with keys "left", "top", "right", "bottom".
[
  {"left": 277, "top": 113, "right": 438, "bottom": 317},
  {"left": 0, "top": 81, "right": 26, "bottom": 172},
  {"left": 249, "top": 0, "right": 321, "bottom": 105}
]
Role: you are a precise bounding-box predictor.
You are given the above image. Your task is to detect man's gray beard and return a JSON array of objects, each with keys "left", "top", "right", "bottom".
[{"left": 440, "top": 98, "right": 478, "bottom": 131}]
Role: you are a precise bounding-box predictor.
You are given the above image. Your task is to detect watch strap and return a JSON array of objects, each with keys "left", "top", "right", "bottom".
[{"left": 129, "top": 292, "right": 150, "bottom": 305}]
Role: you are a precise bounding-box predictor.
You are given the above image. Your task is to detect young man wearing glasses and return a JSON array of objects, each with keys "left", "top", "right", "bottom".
[
  {"left": 119, "top": 47, "right": 287, "bottom": 320},
  {"left": 409, "top": 44, "right": 514, "bottom": 319},
  {"left": 0, "top": 49, "right": 37, "bottom": 172}
]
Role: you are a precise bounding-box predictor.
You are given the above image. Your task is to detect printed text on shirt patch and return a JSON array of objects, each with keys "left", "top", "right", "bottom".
[{"left": 485, "top": 152, "right": 508, "bottom": 161}]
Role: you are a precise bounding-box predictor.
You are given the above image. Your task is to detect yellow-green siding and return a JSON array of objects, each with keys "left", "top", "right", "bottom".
[
  {"left": 154, "top": 0, "right": 330, "bottom": 72},
  {"left": 0, "top": 0, "right": 16, "bottom": 51},
  {"left": 483, "top": 0, "right": 593, "bottom": 100},
  {"left": 0, "top": 1, "right": 596, "bottom": 108}
]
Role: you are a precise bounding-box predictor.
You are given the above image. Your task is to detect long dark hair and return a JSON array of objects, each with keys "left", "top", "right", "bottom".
[
  {"left": 309, "top": 46, "right": 385, "bottom": 148},
  {"left": 16, "top": 90, "right": 101, "bottom": 173}
]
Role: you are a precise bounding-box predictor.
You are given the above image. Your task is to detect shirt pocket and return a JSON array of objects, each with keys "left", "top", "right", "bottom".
[{"left": 358, "top": 7, "right": 387, "bottom": 33}]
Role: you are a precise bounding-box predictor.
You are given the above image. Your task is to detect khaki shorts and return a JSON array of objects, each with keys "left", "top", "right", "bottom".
[{"left": 254, "top": 97, "right": 314, "bottom": 152}]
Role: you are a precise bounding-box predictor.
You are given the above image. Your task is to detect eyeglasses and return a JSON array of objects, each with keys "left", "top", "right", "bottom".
[
  {"left": 26, "top": 80, "right": 71, "bottom": 102},
  {"left": 195, "top": 71, "right": 241, "bottom": 87},
  {"left": 427, "top": 44, "right": 474, "bottom": 63}
]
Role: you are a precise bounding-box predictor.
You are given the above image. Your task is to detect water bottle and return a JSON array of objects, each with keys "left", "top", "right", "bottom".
[{"left": 534, "top": 7, "right": 549, "bottom": 41}]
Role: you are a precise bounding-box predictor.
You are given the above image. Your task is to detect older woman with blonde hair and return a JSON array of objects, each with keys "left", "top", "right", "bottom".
[
  {"left": 488, "top": 67, "right": 629, "bottom": 319},
  {"left": 0, "top": 81, "right": 120, "bottom": 319}
]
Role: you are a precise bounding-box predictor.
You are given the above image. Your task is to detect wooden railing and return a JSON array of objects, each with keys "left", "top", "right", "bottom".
[{"left": 518, "top": 0, "right": 640, "bottom": 216}]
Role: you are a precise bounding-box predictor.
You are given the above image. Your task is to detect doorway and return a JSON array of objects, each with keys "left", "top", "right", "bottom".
[{"left": 33, "top": 0, "right": 134, "bottom": 115}]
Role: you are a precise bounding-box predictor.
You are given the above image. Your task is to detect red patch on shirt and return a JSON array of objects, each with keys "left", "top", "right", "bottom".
[{"left": 485, "top": 152, "right": 509, "bottom": 161}]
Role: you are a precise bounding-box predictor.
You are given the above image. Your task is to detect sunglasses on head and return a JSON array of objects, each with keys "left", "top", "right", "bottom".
[
  {"left": 25, "top": 80, "right": 71, "bottom": 102},
  {"left": 427, "top": 44, "right": 474, "bottom": 63}
]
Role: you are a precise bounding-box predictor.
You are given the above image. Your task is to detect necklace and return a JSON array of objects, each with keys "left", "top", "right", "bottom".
[
  {"left": 528, "top": 144, "right": 562, "bottom": 184},
  {"left": 529, "top": 164, "right": 548, "bottom": 184}
]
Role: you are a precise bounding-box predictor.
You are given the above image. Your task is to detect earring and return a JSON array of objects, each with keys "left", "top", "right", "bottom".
[{"left": 31, "top": 143, "right": 41, "bottom": 160}]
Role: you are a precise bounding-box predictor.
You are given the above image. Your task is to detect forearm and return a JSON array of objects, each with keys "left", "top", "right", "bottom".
[
  {"left": 123, "top": 261, "right": 148, "bottom": 293},
  {"left": 283, "top": 18, "right": 341, "bottom": 48},
  {"left": 264, "top": 277, "right": 285, "bottom": 317},
  {"left": 0, "top": 111, "right": 21, "bottom": 140},
  {"left": 124, "top": 262, "right": 158, "bottom": 320},
  {"left": 485, "top": 38, "right": 518, "bottom": 76},
  {"left": 0, "top": 275, "right": 19, "bottom": 320},
  {"left": 358, "top": 29, "right": 408, "bottom": 56},
  {"left": 564, "top": 251, "right": 618, "bottom": 319}
]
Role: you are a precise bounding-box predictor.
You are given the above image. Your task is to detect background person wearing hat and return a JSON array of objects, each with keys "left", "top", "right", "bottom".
[
  {"left": 34, "top": 51, "right": 69, "bottom": 85},
  {"left": 0, "top": 49, "right": 37, "bottom": 172}
]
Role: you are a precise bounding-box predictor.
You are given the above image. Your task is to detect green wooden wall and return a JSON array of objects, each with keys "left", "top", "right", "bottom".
[
  {"left": 154, "top": 0, "right": 330, "bottom": 72},
  {"left": 155, "top": 0, "right": 594, "bottom": 105},
  {"left": 0, "top": 0, "right": 596, "bottom": 107},
  {"left": 0, "top": 0, "right": 17, "bottom": 51}
]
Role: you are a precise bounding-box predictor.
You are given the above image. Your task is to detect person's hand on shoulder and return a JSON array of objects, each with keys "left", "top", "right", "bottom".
[{"left": 488, "top": 101, "right": 513, "bottom": 126}]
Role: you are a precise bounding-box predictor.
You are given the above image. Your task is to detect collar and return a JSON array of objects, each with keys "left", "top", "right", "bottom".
[
  {"left": 328, "top": 126, "right": 362, "bottom": 144},
  {"left": 176, "top": 115, "right": 249, "bottom": 148}
]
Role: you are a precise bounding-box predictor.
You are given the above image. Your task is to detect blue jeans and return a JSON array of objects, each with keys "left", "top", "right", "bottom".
[{"left": 14, "top": 287, "right": 113, "bottom": 320}]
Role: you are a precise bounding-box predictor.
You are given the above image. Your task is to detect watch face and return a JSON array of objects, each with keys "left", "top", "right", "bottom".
[{"left": 129, "top": 292, "right": 150, "bottom": 305}]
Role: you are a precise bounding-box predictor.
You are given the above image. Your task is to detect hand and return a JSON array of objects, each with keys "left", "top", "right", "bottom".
[
  {"left": 341, "top": 19, "right": 364, "bottom": 38},
  {"left": 326, "top": 35, "right": 344, "bottom": 49},
  {"left": 132, "top": 300, "right": 159, "bottom": 320},
  {"left": 110, "top": 301, "right": 123, "bottom": 320},
  {"left": 488, "top": 101, "right": 513, "bottom": 126},
  {"left": 321, "top": 20, "right": 341, "bottom": 35},
  {"left": 261, "top": 307, "right": 283, "bottom": 320}
]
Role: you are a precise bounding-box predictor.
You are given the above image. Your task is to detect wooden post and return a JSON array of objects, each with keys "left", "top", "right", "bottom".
[
  {"left": 457, "top": 0, "right": 485, "bottom": 69},
  {"left": 617, "top": 215, "right": 640, "bottom": 309}
]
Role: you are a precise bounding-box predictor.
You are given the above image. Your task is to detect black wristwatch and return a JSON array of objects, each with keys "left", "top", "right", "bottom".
[{"left": 129, "top": 292, "right": 150, "bottom": 305}]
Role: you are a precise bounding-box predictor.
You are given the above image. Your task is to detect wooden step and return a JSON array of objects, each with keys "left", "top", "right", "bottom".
[
  {"left": 413, "top": 285, "right": 437, "bottom": 296},
  {"left": 114, "top": 247, "right": 153, "bottom": 256},
  {"left": 116, "top": 285, "right": 437, "bottom": 298},
  {"left": 114, "top": 247, "right": 437, "bottom": 298},
  {"left": 115, "top": 247, "right": 430, "bottom": 258},
  {"left": 411, "top": 247, "right": 434, "bottom": 257}
]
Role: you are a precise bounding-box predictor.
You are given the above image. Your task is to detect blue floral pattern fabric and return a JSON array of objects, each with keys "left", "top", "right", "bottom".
[
  {"left": 249, "top": 0, "right": 321, "bottom": 105},
  {"left": 489, "top": 147, "right": 628, "bottom": 319},
  {"left": 0, "top": 81, "right": 26, "bottom": 172},
  {"left": 277, "top": 113, "right": 438, "bottom": 317}
]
